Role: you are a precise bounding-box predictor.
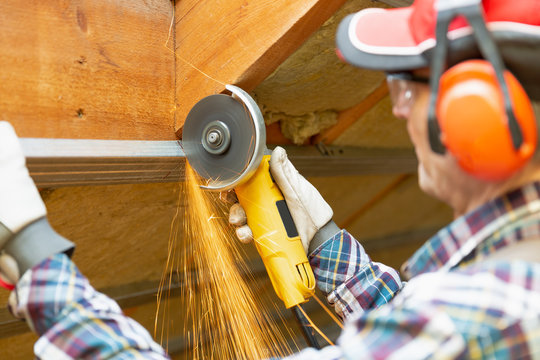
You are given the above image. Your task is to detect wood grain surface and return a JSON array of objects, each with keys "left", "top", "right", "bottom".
[{"left": 0, "top": 1, "right": 176, "bottom": 140}]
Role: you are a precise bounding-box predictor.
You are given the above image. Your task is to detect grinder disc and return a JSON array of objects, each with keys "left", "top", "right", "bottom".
[{"left": 183, "top": 93, "right": 259, "bottom": 190}]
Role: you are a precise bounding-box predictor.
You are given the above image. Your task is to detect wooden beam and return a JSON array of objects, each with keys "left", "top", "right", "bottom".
[
  {"left": 0, "top": 1, "right": 176, "bottom": 140},
  {"left": 266, "top": 122, "right": 295, "bottom": 145},
  {"left": 174, "top": 0, "right": 348, "bottom": 135},
  {"left": 313, "top": 81, "right": 389, "bottom": 145}
]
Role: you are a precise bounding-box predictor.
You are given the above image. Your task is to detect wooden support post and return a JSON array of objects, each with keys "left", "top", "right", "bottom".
[{"left": 0, "top": 1, "right": 176, "bottom": 140}]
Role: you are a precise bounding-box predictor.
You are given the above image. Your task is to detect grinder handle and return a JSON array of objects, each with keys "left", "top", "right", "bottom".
[{"left": 235, "top": 155, "right": 315, "bottom": 309}]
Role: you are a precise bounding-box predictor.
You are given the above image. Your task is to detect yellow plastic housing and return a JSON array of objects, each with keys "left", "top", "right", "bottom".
[{"left": 235, "top": 155, "right": 315, "bottom": 308}]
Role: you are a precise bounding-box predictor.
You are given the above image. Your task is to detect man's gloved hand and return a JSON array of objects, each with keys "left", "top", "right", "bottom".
[
  {"left": 0, "top": 122, "right": 73, "bottom": 290},
  {"left": 229, "top": 146, "right": 339, "bottom": 255},
  {"left": 0, "top": 122, "right": 47, "bottom": 236}
]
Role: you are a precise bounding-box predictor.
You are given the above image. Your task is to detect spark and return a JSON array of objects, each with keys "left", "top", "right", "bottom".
[
  {"left": 155, "top": 163, "right": 297, "bottom": 358},
  {"left": 296, "top": 305, "right": 335, "bottom": 346}
]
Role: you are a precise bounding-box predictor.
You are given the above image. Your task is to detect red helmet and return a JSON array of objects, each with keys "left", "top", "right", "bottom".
[{"left": 336, "top": 0, "right": 540, "bottom": 100}]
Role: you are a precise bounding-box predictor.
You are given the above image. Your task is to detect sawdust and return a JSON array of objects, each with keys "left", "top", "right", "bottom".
[{"left": 253, "top": 0, "right": 390, "bottom": 144}]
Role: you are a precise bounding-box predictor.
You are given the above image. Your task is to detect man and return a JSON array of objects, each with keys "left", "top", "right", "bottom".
[
  {"left": 1, "top": 0, "right": 540, "bottom": 359},
  {"left": 0, "top": 121, "right": 170, "bottom": 359},
  {"left": 232, "top": 0, "right": 540, "bottom": 358}
]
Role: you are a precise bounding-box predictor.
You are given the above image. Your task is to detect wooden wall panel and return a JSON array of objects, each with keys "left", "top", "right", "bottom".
[
  {"left": 0, "top": 182, "right": 182, "bottom": 356},
  {"left": 43, "top": 182, "right": 181, "bottom": 289},
  {"left": 0, "top": 1, "right": 176, "bottom": 140}
]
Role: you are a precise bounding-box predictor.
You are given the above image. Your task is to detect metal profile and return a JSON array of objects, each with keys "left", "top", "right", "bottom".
[
  {"left": 20, "top": 138, "right": 417, "bottom": 187},
  {"left": 285, "top": 145, "right": 418, "bottom": 177},
  {"left": 21, "top": 138, "right": 185, "bottom": 187}
]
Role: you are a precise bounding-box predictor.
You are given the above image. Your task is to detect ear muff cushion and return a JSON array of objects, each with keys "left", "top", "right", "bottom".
[{"left": 436, "top": 60, "right": 537, "bottom": 181}]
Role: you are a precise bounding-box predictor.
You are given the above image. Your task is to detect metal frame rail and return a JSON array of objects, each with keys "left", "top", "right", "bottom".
[{"left": 20, "top": 138, "right": 417, "bottom": 187}]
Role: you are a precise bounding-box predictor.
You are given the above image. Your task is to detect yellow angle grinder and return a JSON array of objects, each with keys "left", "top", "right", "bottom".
[{"left": 182, "top": 85, "right": 319, "bottom": 347}]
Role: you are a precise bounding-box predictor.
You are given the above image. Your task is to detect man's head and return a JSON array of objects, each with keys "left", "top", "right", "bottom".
[{"left": 336, "top": 0, "right": 540, "bottom": 215}]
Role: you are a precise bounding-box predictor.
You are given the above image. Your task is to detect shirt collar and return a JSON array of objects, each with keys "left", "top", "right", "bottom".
[{"left": 402, "top": 181, "right": 540, "bottom": 279}]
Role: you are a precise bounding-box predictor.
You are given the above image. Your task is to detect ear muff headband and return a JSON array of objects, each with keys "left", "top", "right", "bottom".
[{"left": 427, "top": 0, "right": 536, "bottom": 180}]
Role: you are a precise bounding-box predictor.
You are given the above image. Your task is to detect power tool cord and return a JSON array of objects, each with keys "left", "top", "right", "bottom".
[{"left": 292, "top": 305, "right": 321, "bottom": 349}]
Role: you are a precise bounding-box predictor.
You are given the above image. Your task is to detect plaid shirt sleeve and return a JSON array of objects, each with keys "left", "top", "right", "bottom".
[
  {"left": 10, "top": 253, "right": 169, "bottom": 360},
  {"left": 309, "top": 230, "right": 403, "bottom": 319},
  {"left": 285, "top": 260, "right": 540, "bottom": 360}
]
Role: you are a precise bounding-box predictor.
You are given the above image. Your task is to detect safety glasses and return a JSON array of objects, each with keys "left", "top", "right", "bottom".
[{"left": 386, "top": 72, "right": 429, "bottom": 115}]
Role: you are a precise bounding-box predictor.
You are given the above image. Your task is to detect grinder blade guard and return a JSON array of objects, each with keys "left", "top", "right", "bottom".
[{"left": 182, "top": 85, "right": 266, "bottom": 191}]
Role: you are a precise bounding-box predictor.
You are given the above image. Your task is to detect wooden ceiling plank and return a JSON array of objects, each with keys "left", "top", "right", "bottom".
[
  {"left": 174, "top": 0, "right": 348, "bottom": 135},
  {"left": 313, "top": 81, "right": 389, "bottom": 145}
]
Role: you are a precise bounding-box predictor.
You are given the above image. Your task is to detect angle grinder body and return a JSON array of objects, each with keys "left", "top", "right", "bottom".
[
  {"left": 183, "top": 85, "right": 315, "bottom": 308},
  {"left": 235, "top": 155, "right": 315, "bottom": 308}
]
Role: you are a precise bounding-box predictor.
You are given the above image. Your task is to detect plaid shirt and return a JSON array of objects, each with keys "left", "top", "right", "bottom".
[
  {"left": 287, "top": 181, "right": 540, "bottom": 359},
  {"left": 10, "top": 253, "right": 169, "bottom": 359},
  {"left": 11, "top": 182, "right": 540, "bottom": 359}
]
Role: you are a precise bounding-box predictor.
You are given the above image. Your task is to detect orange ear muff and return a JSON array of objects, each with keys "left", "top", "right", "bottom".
[{"left": 436, "top": 60, "right": 537, "bottom": 181}]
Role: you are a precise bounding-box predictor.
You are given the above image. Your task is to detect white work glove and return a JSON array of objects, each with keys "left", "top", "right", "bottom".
[
  {"left": 0, "top": 122, "right": 46, "bottom": 288},
  {"left": 0, "top": 122, "right": 73, "bottom": 290},
  {"left": 0, "top": 122, "right": 47, "bottom": 234},
  {"left": 229, "top": 146, "right": 334, "bottom": 253}
]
